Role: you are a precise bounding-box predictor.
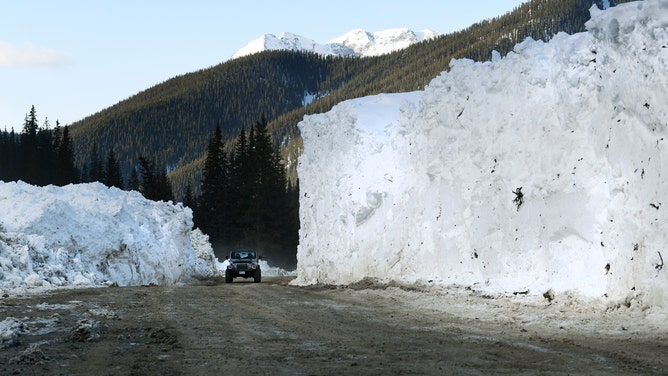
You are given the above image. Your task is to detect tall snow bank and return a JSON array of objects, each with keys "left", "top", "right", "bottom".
[
  {"left": 295, "top": 0, "right": 668, "bottom": 309},
  {"left": 0, "top": 181, "right": 218, "bottom": 295}
]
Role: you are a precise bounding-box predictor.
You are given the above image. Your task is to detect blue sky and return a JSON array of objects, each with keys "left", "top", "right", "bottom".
[{"left": 0, "top": 0, "right": 526, "bottom": 129}]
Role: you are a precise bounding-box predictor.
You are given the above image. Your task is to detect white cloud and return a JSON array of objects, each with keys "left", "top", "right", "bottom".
[{"left": 0, "top": 40, "right": 69, "bottom": 67}]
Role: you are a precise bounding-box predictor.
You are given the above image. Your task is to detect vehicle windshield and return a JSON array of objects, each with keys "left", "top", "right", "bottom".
[{"left": 232, "top": 251, "right": 256, "bottom": 259}]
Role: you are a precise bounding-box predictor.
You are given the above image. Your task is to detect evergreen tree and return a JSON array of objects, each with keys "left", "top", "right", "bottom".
[
  {"left": 219, "top": 114, "right": 292, "bottom": 253},
  {"left": 248, "top": 114, "right": 291, "bottom": 250},
  {"left": 0, "top": 128, "right": 19, "bottom": 181},
  {"left": 35, "top": 117, "right": 55, "bottom": 185},
  {"left": 228, "top": 126, "right": 251, "bottom": 243},
  {"left": 127, "top": 166, "right": 140, "bottom": 191},
  {"left": 56, "top": 125, "right": 79, "bottom": 185},
  {"left": 182, "top": 184, "right": 196, "bottom": 211},
  {"left": 138, "top": 156, "right": 173, "bottom": 202},
  {"left": 197, "top": 124, "right": 227, "bottom": 240},
  {"left": 20, "top": 106, "right": 39, "bottom": 184},
  {"left": 285, "top": 179, "right": 300, "bottom": 251},
  {"left": 21, "top": 106, "right": 39, "bottom": 141},
  {"left": 88, "top": 143, "right": 104, "bottom": 183},
  {"left": 52, "top": 121, "right": 62, "bottom": 153},
  {"left": 104, "top": 148, "right": 124, "bottom": 189},
  {"left": 79, "top": 162, "right": 89, "bottom": 184},
  {"left": 154, "top": 166, "right": 173, "bottom": 202}
]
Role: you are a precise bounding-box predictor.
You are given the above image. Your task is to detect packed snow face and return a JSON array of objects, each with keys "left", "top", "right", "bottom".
[
  {"left": 296, "top": 1, "right": 668, "bottom": 310},
  {"left": 0, "top": 181, "right": 220, "bottom": 295}
]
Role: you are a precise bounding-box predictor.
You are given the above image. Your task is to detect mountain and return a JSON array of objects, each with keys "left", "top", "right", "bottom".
[
  {"left": 328, "top": 28, "right": 442, "bottom": 57},
  {"left": 230, "top": 32, "right": 356, "bottom": 59},
  {"left": 230, "top": 28, "right": 441, "bottom": 59},
  {"left": 65, "top": 0, "right": 632, "bottom": 201}
]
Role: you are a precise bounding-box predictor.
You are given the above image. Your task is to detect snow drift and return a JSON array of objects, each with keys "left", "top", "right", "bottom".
[
  {"left": 0, "top": 181, "right": 219, "bottom": 295},
  {"left": 295, "top": 0, "right": 668, "bottom": 310}
]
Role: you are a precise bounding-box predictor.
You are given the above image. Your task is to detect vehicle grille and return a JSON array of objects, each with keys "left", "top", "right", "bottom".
[{"left": 236, "top": 263, "right": 250, "bottom": 271}]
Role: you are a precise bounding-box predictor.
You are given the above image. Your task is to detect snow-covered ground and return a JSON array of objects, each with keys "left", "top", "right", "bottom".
[
  {"left": 295, "top": 0, "right": 668, "bottom": 314},
  {"left": 0, "top": 181, "right": 293, "bottom": 297}
]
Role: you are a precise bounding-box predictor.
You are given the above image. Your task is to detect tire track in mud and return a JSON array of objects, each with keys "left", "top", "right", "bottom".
[{"left": 1, "top": 278, "right": 666, "bottom": 375}]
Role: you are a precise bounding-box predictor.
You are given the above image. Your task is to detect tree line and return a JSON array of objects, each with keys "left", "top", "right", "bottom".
[
  {"left": 0, "top": 106, "right": 173, "bottom": 202},
  {"left": 192, "top": 115, "right": 299, "bottom": 266},
  {"left": 0, "top": 105, "right": 78, "bottom": 186}
]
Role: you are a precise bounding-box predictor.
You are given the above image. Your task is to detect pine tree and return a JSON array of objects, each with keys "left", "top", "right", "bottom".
[
  {"left": 127, "top": 167, "right": 140, "bottom": 191},
  {"left": 52, "top": 121, "right": 62, "bottom": 153},
  {"left": 79, "top": 162, "right": 90, "bottom": 183},
  {"left": 183, "top": 184, "right": 196, "bottom": 211},
  {"left": 0, "top": 127, "right": 19, "bottom": 181},
  {"left": 138, "top": 156, "right": 173, "bottom": 202},
  {"left": 197, "top": 124, "right": 227, "bottom": 240},
  {"left": 154, "top": 167, "right": 173, "bottom": 202},
  {"left": 57, "top": 125, "right": 79, "bottom": 185},
  {"left": 88, "top": 143, "right": 104, "bottom": 183},
  {"left": 21, "top": 106, "right": 39, "bottom": 140},
  {"left": 242, "top": 114, "right": 291, "bottom": 251},
  {"left": 228, "top": 126, "right": 251, "bottom": 243},
  {"left": 35, "top": 117, "right": 55, "bottom": 185},
  {"left": 104, "top": 148, "right": 124, "bottom": 189},
  {"left": 20, "top": 106, "right": 39, "bottom": 184}
]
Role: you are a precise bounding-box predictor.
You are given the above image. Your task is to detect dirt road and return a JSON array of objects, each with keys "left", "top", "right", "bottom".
[{"left": 1, "top": 277, "right": 666, "bottom": 375}]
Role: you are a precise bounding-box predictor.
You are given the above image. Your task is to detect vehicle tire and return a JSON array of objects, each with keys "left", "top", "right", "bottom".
[
  {"left": 254, "top": 270, "right": 261, "bottom": 283},
  {"left": 225, "top": 270, "right": 233, "bottom": 283}
]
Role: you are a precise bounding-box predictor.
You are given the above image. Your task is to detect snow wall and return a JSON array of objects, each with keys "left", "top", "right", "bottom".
[
  {"left": 0, "top": 181, "right": 219, "bottom": 294},
  {"left": 295, "top": 0, "right": 668, "bottom": 309}
]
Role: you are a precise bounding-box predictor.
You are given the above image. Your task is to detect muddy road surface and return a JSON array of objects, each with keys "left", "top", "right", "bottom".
[{"left": 1, "top": 277, "right": 666, "bottom": 375}]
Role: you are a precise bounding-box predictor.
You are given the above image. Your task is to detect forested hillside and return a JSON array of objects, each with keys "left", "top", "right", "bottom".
[
  {"left": 65, "top": 0, "right": 631, "bottom": 200},
  {"left": 68, "top": 52, "right": 359, "bottom": 182}
]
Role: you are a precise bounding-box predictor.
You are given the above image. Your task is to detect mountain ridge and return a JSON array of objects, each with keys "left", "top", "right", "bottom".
[{"left": 230, "top": 28, "right": 442, "bottom": 59}]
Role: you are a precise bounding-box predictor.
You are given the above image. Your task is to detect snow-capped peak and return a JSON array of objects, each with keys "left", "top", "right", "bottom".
[
  {"left": 329, "top": 28, "right": 440, "bottom": 57},
  {"left": 230, "top": 32, "right": 356, "bottom": 60},
  {"left": 230, "top": 28, "right": 442, "bottom": 60}
]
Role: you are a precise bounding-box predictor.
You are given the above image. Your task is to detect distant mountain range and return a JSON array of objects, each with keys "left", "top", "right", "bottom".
[{"left": 230, "top": 28, "right": 442, "bottom": 59}]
